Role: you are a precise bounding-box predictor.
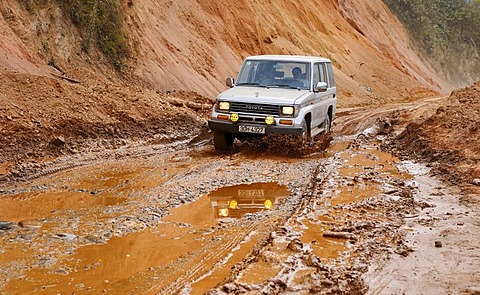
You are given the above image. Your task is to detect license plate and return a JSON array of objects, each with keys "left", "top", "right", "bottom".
[
  {"left": 238, "top": 125, "right": 265, "bottom": 134},
  {"left": 238, "top": 189, "right": 265, "bottom": 197}
]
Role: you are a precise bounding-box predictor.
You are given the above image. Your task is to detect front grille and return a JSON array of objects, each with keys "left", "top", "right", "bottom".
[
  {"left": 230, "top": 102, "right": 280, "bottom": 116},
  {"left": 238, "top": 116, "right": 267, "bottom": 124}
]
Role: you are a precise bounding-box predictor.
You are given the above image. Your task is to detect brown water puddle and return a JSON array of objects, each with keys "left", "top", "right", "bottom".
[
  {"left": 238, "top": 259, "right": 283, "bottom": 285},
  {"left": 0, "top": 190, "right": 127, "bottom": 222},
  {"left": 189, "top": 183, "right": 290, "bottom": 292},
  {"left": 331, "top": 184, "right": 382, "bottom": 206},
  {"left": 301, "top": 221, "right": 349, "bottom": 259},
  {"left": 340, "top": 147, "right": 412, "bottom": 179},
  {"left": 0, "top": 157, "right": 198, "bottom": 223},
  {"left": 295, "top": 147, "right": 411, "bottom": 265},
  {"left": 4, "top": 182, "right": 290, "bottom": 294},
  {"left": 332, "top": 148, "right": 412, "bottom": 207},
  {"left": 58, "top": 163, "right": 166, "bottom": 193}
]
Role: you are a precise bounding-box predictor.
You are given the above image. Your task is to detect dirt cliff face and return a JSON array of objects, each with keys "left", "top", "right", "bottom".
[
  {"left": 124, "top": 0, "right": 452, "bottom": 103},
  {"left": 1, "top": 0, "right": 451, "bottom": 101}
]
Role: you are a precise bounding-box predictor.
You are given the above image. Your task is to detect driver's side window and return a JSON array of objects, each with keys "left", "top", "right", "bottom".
[{"left": 313, "top": 63, "right": 327, "bottom": 89}]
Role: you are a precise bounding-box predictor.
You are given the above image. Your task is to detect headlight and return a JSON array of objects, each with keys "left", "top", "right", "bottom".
[
  {"left": 281, "top": 106, "right": 294, "bottom": 116},
  {"left": 218, "top": 208, "right": 229, "bottom": 217},
  {"left": 218, "top": 101, "right": 230, "bottom": 111}
]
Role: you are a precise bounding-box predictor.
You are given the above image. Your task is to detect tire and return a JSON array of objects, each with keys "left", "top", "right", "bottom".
[
  {"left": 213, "top": 131, "right": 234, "bottom": 151},
  {"left": 301, "top": 119, "right": 311, "bottom": 141},
  {"left": 324, "top": 114, "right": 331, "bottom": 133}
]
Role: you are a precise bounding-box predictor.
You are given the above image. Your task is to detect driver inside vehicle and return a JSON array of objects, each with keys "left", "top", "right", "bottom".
[{"left": 292, "top": 67, "right": 305, "bottom": 87}]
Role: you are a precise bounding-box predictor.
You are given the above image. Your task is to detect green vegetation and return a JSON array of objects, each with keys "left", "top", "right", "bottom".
[
  {"left": 56, "top": 0, "right": 128, "bottom": 70},
  {"left": 20, "top": 0, "right": 48, "bottom": 13},
  {"left": 383, "top": 0, "right": 480, "bottom": 85},
  {"left": 21, "top": 0, "right": 129, "bottom": 70}
]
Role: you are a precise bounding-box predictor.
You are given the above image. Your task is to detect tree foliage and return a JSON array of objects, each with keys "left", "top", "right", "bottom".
[{"left": 383, "top": 0, "right": 480, "bottom": 85}]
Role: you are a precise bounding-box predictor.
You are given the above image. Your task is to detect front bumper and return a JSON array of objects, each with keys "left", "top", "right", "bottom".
[{"left": 208, "top": 120, "right": 303, "bottom": 136}]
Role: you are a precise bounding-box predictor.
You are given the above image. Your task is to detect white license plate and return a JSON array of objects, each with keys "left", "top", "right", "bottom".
[{"left": 238, "top": 125, "right": 266, "bottom": 134}]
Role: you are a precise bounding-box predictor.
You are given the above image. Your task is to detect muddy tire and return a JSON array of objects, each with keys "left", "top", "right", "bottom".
[
  {"left": 324, "top": 114, "right": 331, "bottom": 133},
  {"left": 301, "top": 119, "right": 311, "bottom": 142},
  {"left": 213, "top": 132, "right": 234, "bottom": 151}
]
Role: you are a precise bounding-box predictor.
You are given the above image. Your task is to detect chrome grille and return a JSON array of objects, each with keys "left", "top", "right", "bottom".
[{"left": 230, "top": 102, "right": 280, "bottom": 116}]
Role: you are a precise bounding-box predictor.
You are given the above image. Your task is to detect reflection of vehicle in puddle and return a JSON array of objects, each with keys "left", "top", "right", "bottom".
[{"left": 209, "top": 182, "right": 290, "bottom": 218}]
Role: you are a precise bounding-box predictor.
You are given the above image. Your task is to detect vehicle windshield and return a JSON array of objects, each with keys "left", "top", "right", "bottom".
[{"left": 236, "top": 60, "right": 311, "bottom": 90}]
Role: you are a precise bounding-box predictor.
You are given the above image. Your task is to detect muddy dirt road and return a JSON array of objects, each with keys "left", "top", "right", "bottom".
[{"left": 1, "top": 97, "right": 479, "bottom": 294}]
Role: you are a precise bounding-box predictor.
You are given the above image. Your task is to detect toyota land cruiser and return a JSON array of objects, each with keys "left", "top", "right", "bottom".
[{"left": 208, "top": 55, "right": 337, "bottom": 151}]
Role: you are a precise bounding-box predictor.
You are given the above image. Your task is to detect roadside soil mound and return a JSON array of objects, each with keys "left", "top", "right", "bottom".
[
  {"left": 0, "top": 70, "right": 208, "bottom": 175},
  {"left": 390, "top": 81, "right": 480, "bottom": 194}
]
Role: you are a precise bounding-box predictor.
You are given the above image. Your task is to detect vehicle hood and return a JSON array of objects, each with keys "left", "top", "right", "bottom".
[{"left": 218, "top": 86, "right": 309, "bottom": 105}]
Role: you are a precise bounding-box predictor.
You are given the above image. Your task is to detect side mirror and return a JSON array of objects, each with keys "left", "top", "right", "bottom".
[
  {"left": 226, "top": 77, "right": 235, "bottom": 88},
  {"left": 316, "top": 82, "right": 328, "bottom": 92}
]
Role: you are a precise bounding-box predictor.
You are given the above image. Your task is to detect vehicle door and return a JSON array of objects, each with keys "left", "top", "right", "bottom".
[
  {"left": 311, "top": 62, "right": 330, "bottom": 129},
  {"left": 325, "top": 62, "right": 337, "bottom": 120}
]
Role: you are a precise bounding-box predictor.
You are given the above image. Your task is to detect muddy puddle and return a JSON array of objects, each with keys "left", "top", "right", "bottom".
[
  {"left": 1, "top": 139, "right": 422, "bottom": 294},
  {"left": 0, "top": 190, "right": 127, "bottom": 222},
  {"left": 300, "top": 220, "right": 349, "bottom": 259},
  {"left": 3, "top": 182, "right": 290, "bottom": 294}
]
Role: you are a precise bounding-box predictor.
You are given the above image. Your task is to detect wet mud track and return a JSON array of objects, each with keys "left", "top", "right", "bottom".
[
  {"left": 0, "top": 135, "right": 414, "bottom": 294},
  {"left": 0, "top": 139, "right": 330, "bottom": 294},
  {"left": 1, "top": 98, "right": 479, "bottom": 294}
]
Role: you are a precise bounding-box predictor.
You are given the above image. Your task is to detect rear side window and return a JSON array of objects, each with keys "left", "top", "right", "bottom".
[{"left": 326, "top": 63, "right": 335, "bottom": 87}]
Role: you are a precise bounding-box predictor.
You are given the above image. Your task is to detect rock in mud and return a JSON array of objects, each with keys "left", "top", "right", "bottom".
[
  {"left": 323, "top": 231, "right": 358, "bottom": 240},
  {"left": 286, "top": 238, "right": 303, "bottom": 252},
  {"left": 18, "top": 219, "right": 43, "bottom": 229},
  {"left": 50, "top": 136, "right": 66, "bottom": 146}
]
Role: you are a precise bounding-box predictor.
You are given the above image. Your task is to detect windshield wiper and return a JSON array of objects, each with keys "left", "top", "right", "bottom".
[
  {"left": 236, "top": 82, "right": 268, "bottom": 87},
  {"left": 271, "top": 84, "right": 302, "bottom": 90}
]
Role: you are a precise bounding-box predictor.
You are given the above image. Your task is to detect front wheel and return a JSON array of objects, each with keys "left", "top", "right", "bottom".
[
  {"left": 301, "top": 119, "right": 312, "bottom": 142},
  {"left": 213, "top": 131, "right": 234, "bottom": 151},
  {"left": 323, "top": 114, "right": 331, "bottom": 133}
]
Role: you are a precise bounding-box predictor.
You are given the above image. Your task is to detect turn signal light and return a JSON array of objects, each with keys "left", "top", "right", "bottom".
[
  {"left": 279, "top": 119, "right": 293, "bottom": 125},
  {"left": 217, "top": 114, "right": 229, "bottom": 120}
]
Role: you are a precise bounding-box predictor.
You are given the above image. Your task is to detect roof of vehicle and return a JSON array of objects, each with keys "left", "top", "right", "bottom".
[{"left": 245, "top": 55, "right": 331, "bottom": 63}]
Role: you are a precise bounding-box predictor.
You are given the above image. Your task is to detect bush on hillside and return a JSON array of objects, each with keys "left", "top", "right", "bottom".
[{"left": 56, "top": 0, "right": 129, "bottom": 70}]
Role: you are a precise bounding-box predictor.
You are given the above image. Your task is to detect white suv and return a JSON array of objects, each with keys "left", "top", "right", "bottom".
[{"left": 208, "top": 55, "right": 337, "bottom": 151}]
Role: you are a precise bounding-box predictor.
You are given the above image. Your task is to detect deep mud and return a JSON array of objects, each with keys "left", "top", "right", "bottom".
[{"left": 0, "top": 133, "right": 430, "bottom": 294}]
